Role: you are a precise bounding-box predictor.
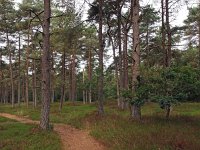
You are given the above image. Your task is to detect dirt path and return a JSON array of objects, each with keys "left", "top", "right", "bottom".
[{"left": 0, "top": 113, "right": 105, "bottom": 150}]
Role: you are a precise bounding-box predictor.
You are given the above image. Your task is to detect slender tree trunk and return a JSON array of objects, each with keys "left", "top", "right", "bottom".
[
  {"left": 98, "top": 0, "right": 104, "bottom": 114},
  {"left": 131, "top": 0, "right": 141, "bottom": 119},
  {"left": 4, "top": 87, "right": 8, "bottom": 104},
  {"left": 83, "top": 69, "right": 86, "bottom": 104},
  {"left": 166, "top": 106, "right": 171, "bottom": 119},
  {"left": 40, "top": 0, "right": 51, "bottom": 130},
  {"left": 25, "top": 24, "right": 31, "bottom": 108},
  {"left": 109, "top": 32, "right": 120, "bottom": 107},
  {"left": 117, "top": 0, "right": 124, "bottom": 109},
  {"left": 123, "top": 27, "right": 129, "bottom": 108},
  {"left": 33, "top": 59, "right": 37, "bottom": 107},
  {"left": 22, "top": 73, "right": 26, "bottom": 103},
  {"left": 146, "top": 23, "right": 150, "bottom": 67},
  {"left": 71, "top": 51, "right": 76, "bottom": 103},
  {"left": 6, "top": 31, "right": 14, "bottom": 108},
  {"left": 198, "top": 4, "right": 200, "bottom": 67},
  {"left": 88, "top": 49, "right": 92, "bottom": 103},
  {"left": 69, "top": 61, "right": 72, "bottom": 101},
  {"left": 51, "top": 49, "right": 55, "bottom": 103},
  {"left": 29, "top": 21, "right": 34, "bottom": 107},
  {"left": 123, "top": 28, "right": 129, "bottom": 91},
  {"left": 131, "top": 104, "right": 141, "bottom": 119},
  {"left": 60, "top": 49, "right": 66, "bottom": 111},
  {"left": 165, "top": 0, "right": 171, "bottom": 67},
  {"left": 32, "top": 62, "right": 35, "bottom": 107},
  {"left": 161, "top": 0, "right": 166, "bottom": 67},
  {"left": 0, "top": 51, "right": 2, "bottom": 103},
  {"left": 86, "top": 91, "right": 88, "bottom": 103},
  {"left": 18, "top": 34, "right": 21, "bottom": 106}
]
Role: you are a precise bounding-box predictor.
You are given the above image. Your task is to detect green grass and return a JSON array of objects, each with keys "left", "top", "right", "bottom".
[
  {"left": 87, "top": 102, "right": 200, "bottom": 150},
  {"left": 0, "top": 117, "right": 61, "bottom": 150},
  {"left": 0, "top": 102, "right": 200, "bottom": 149},
  {"left": 0, "top": 102, "right": 96, "bottom": 128}
]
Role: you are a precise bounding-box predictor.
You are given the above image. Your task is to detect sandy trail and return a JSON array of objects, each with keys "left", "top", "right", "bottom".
[{"left": 0, "top": 113, "right": 105, "bottom": 150}]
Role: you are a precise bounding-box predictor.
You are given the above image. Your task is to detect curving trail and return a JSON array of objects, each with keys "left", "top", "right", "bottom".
[{"left": 0, "top": 113, "right": 105, "bottom": 150}]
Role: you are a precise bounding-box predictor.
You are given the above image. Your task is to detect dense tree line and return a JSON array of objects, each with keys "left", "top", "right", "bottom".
[{"left": 0, "top": 0, "right": 199, "bottom": 129}]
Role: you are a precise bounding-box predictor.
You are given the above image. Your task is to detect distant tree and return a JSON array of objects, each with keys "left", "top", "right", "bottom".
[
  {"left": 0, "top": 0, "right": 16, "bottom": 107},
  {"left": 140, "top": 5, "right": 160, "bottom": 67},
  {"left": 183, "top": 6, "right": 200, "bottom": 66}
]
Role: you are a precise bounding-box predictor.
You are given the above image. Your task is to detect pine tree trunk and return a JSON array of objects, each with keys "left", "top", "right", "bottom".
[
  {"left": 123, "top": 27, "right": 129, "bottom": 108},
  {"left": 0, "top": 51, "right": 2, "bottom": 103},
  {"left": 6, "top": 31, "right": 14, "bottom": 108},
  {"left": 111, "top": 35, "right": 120, "bottom": 107},
  {"left": 40, "top": 0, "right": 51, "bottom": 130},
  {"left": 107, "top": 19, "right": 120, "bottom": 107},
  {"left": 18, "top": 34, "right": 21, "bottom": 106},
  {"left": 131, "top": 104, "right": 141, "bottom": 119},
  {"left": 50, "top": 49, "right": 54, "bottom": 103},
  {"left": 98, "top": 0, "right": 104, "bottom": 115},
  {"left": 22, "top": 73, "right": 26, "bottom": 103},
  {"left": 146, "top": 23, "right": 150, "bottom": 67},
  {"left": 88, "top": 49, "right": 92, "bottom": 103},
  {"left": 69, "top": 61, "right": 72, "bottom": 101},
  {"left": 131, "top": 0, "right": 141, "bottom": 119},
  {"left": 198, "top": 4, "right": 200, "bottom": 67},
  {"left": 60, "top": 49, "right": 66, "bottom": 111},
  {"left": 123, "top": 28, "right": 129, "bottom": 90},
  {"left": 161, "top": 0, "right": 166, "bottom": 67},
  {"left": 71, "top": 51, "right": 76, "bottom": 103},
  {"left": 25, "top": 22, "right": 31, "bottom": 107},
  {"left": 33, "top": 59, "right": 37, "bottom": 107},
  {"left": 117, "top": 0, "right": 124, "bottom": 110},
  {"left": 166, "top": 106, "right": 170, "bottom": 119},
  {"left": 83, "top": 69, "right": 86, "bottom": 104},
  {"left": 165, "top": 0, "right": 171, "bottom": 67}
]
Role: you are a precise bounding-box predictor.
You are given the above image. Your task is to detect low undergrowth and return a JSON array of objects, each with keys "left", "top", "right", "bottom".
[
  {"left": 0, "top": 117, "right": 61, "bottom": 150},
  {"left": 0, "top": 102, "right": 200, "bottom": 149}
]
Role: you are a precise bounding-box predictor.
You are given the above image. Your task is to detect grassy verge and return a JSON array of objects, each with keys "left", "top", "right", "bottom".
[
  {"left": 0, "top": 102, "right": 96, "bottom": 128},
  {"left": 0, "top": 117, "right": 61, "bottom": 150},
  {"left": 0, "top": 102, "right": 200, "bottom": 149}
]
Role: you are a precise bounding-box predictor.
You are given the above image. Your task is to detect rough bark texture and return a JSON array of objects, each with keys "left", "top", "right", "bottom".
[
  {"left": 131, "top": 0, "right": 141, "bottom": 119},
  {"left": 40, "top": 0, "right": 51, "bottom": 130},
  {"left": 98, "top": 0, "right": 104, "bottom": 115}
]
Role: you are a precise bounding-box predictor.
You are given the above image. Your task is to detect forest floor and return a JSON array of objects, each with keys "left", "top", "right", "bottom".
[
  {"left": 0, "top": 102, "right": 200, "bottom": 149},
  {"left": 0, "top": 113, "right": 105, "bottom": 150}
]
